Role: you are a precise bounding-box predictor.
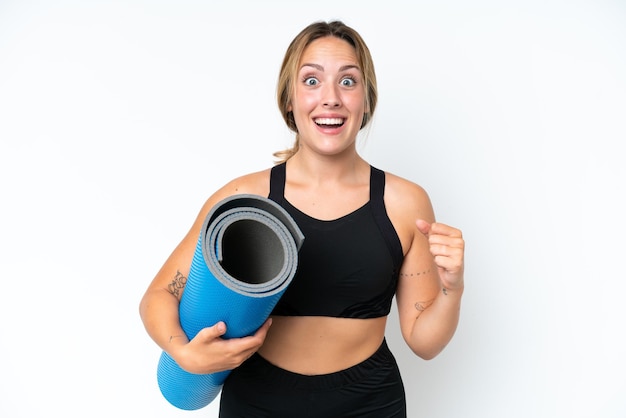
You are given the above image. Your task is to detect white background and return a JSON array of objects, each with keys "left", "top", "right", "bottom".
[{"left": 1, "top": 1, "right": 624, "bottom": 417}]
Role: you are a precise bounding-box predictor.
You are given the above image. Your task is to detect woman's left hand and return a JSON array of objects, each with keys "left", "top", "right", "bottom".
[{"left": 416, "top": 220, "right": 465, "bottom": 291}]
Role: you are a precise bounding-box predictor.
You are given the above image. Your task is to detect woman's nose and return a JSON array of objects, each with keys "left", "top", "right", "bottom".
[{"left": 322, "top": 84, "right": 341, "bottom": 108}]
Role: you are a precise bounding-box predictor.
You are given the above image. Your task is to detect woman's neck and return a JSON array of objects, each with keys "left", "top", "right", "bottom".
[{"left": 286, "top": 150, "right": 368, "bottom": 186}]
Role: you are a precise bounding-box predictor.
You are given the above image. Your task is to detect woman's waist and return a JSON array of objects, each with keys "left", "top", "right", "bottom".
[{"left": 258, "top": 315, "right": 387, "bottom": 375}]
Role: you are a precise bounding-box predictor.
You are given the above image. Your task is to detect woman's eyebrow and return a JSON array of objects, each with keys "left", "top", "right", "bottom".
[
  {"left": 299, "top": 63, "right": 361, "bottom": 72},
  {"left": 300, "top": 63, "right": 323, "bottom": 71}
]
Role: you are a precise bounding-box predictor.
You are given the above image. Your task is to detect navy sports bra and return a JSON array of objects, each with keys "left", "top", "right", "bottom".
[{"left": 269, "top": 163, "right": 404, "bottom": 319}]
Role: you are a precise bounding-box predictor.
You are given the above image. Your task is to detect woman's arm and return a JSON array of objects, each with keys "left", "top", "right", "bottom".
[
  {"left": 387, "top": 176, "right": 465, "bottom": 359},
  {"left": 138, "top": 172, "right": 273, "bottom": 373}
]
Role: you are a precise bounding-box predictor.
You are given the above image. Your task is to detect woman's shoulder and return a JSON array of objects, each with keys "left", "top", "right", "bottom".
[
  {"left": 380, "top": 169, "right": 435, "bottom": 222},
  {"left": 219, "top": 167, "right": 273, "bottom": 197},
  {"left": 195, "top": 167, "right": 273, "bottom": 220},
  {"left": 382, "top": 170, "right": 430, "bottom": 203}
]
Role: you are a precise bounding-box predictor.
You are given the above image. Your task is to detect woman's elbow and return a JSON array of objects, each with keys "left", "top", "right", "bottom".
[{"left": 409, "top": 342, "right": 447, "bottom": 361}]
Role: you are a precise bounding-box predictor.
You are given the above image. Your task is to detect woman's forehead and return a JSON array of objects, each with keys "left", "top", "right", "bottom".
[{"left": 299, "top": 37, "right": 358, "bottom": 68}]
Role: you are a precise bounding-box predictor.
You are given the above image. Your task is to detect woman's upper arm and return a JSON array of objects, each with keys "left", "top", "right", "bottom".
[
  {"left": 143, "top": 170, "right": 270, "bottom": 300},
  {"left": 386, "top": 176, "right": 441, "bottom": 342},
  {"left": 142, "top": 193, "right": 220, "bottom": 303}
]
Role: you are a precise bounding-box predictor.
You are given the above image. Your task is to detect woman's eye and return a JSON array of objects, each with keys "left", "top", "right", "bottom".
[
  {"left": 341, "top": 77, "right": 356, "bottom": 87},
  {"left": 304, "top": 77, "right": 318, "bottom": 86}
]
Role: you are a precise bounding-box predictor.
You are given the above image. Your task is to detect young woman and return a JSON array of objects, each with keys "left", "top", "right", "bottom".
[{"left": 140, "top": 20, "right": 465, "bottom": 417}]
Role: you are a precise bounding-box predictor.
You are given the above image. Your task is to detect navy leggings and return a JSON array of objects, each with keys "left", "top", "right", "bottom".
[{"left": 218, "top": 339, "right": 406, "bottom": 417}]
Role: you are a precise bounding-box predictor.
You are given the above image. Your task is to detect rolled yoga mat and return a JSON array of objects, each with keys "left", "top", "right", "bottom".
[{"left": 156, "top": 194, "right": 304, "bottom": 410}]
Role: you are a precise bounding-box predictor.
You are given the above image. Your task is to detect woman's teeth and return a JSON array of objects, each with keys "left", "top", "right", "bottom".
[{"left": 314, "top": 118, "right": 344, "bottom": 126}]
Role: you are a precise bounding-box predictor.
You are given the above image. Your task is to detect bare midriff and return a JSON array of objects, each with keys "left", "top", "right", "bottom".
[{"left": 257, "top": 316, "right": 388, "bottom": 375}]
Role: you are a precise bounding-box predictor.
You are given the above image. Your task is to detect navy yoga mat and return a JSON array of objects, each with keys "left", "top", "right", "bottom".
[{"left": 156, "top": 194, "right": 304, "bottom": 410}]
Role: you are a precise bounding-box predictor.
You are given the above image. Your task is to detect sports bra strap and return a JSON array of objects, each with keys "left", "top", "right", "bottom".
[
  {"left": 268, "top": 163, "right": 286, "bottom": 203},
  {"left": 369, "top": 166, "right": 404, "bottom": 274},
  {"left": 369, "top": 166, "right": 384, "bottom": 203}
]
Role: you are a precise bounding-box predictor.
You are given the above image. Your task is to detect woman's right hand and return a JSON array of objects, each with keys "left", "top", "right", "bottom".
[{"left": 171, "top": 318, "right": 273, "bottom": 375}]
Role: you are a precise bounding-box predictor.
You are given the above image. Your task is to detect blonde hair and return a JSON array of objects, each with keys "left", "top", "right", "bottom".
[{"left": 273, "top": 21, "right": 378, "bottom": 163}]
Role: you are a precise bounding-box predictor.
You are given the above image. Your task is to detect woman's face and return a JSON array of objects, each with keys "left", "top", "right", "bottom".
[{"left": 289, "top": 36, "right": 367, "bottom": 157}]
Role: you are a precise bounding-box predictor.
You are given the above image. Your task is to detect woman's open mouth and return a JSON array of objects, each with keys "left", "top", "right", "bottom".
[{"left": 314, "top": 117, "right": 345, "bottom": 128}]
